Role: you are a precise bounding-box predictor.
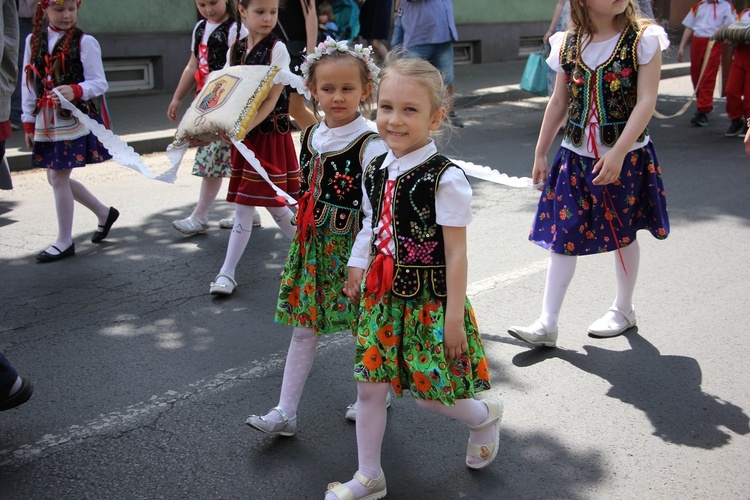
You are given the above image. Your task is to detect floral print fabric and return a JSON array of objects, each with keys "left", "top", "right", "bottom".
[
  {"left": 353, "top": 274, "right": 491, "bottom": 406},
  {"left": 192, "top": 140, "right": 231, "bottom": 177},
  {"left": 530, "top": 143, "right": 669, "bottom": 255}
]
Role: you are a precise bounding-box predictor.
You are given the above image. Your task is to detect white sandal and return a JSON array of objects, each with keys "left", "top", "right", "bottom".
[
  {"left": 209, "top": 274, "right": 237, "bottom": 296},
  {"left": 466, "top": 398, "right": 503, "bottom": 469},
  {"left": 326, "top": 470, "right": 386, "bottom": 500}
]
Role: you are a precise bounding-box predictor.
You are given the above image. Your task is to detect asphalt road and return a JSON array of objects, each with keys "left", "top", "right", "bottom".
[{"left": 1, "top": 81, "right": 749, "bottom": 499}]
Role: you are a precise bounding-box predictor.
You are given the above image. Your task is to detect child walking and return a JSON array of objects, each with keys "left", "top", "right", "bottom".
[
  {"left": 508, "top": 0, "right": 670, "bottom": 347},
  {"left": 326, "top": 56, "right": 502, "bottom": 500},
  {"left": 22, "top": 0, "right": 118, "bottom": 262},
  {"left": 244, "top": 37, "right": 387, "bottom": 436},
  {"left": 209, "top": 0, "right": 300, "bottom": 296},
  {"left": 724, "top": 7, "right": 750, "bottom": 138},
  {"left": 168, "top": 0, "right": 262, "bottom": 235}
]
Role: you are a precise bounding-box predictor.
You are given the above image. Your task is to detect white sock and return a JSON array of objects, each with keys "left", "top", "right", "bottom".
[
  {"left": 216, "top": 204, "right": 255, "bottom": 286},
  {"left": 266, "top": 206, "right": 296, "bottom": 240},
  {"left": 263, "top": 327, "right": 319, "bottom": 423},
  {"left": 414, "top": 398, "right": 491, "bottom": 466},
  {"left": 539, "top": 252, "right": 578, "bottom": 331},
  {"left": 325, "top": 382, "right": 389, "bottom": 500},
  {"left": 602, "top": 240, "right": 640, "bottom": 323},
  {"left": 47, "top": 169, "right": 75, "bottom": 252},
  {"left": 191, "top": 176, "right": 223, "bottom": 222}
]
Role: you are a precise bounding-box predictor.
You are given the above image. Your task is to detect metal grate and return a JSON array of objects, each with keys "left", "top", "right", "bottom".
[
  {"left": 519, "top": 36, "right": 544, "bottom": 57},
  {"left": 453, "top": 42, "right": 474, "bottom": 64},
  {"left": 104, "top": 59, "right": 154, "bottom": 93}
]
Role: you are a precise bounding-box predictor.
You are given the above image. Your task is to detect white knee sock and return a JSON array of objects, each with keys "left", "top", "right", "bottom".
[
  {"left": 263, "top": 327, "right": 319, "bottom": 422},
  {"left": 539, "top": 252, "right": 578, "bottom": 331},
  {"left": 325, "top": 382, "right": 389, "bottom": 500},
  {"left": 216, "top": 204, "right": 255, "bottom": 285},
  {"left": 47, "top": 169, "right": 74, "bottom": 251},
  {"left": 191, "top": 176, "right": 223, "bottom": 222},
  {"left": 266, "top": 206, "right": 296, "bottom": 240},
  {"left": 69, "top": 178, "right": 108, "bottom": 222},
  {"left": 610, "top": 240, "right": 640, "bottom": 320}
]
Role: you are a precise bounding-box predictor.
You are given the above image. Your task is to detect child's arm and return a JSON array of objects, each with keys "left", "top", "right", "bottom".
[
  {"left": 745, "top": 124, "right": 750, "bottom": 157},
  {"left": 532, "top": 72, "right": 569, "bottom": 187},
  {"left": 168, "top": 54, "right": 199, "bottom": 122},
  {"left": 677, "top": 27, "right": 693, "bottom": 62},
  {"left": 242, "top": 83, "right": 284, "bottom": 133},
  {"left": 302, "top": 0, "right": 318, "bottom": 53},
  {"left": 592, "top": 48, "right": 661, "bottom": 185},
  {"left": 544, "top": 0, "right": 567, "bottom": 45},
  {"left": 443, "top": 225, "right": 469, "bottom": 360}
]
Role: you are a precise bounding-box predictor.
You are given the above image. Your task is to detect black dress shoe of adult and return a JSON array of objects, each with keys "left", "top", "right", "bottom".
[
  {"left": 0, "top": 378, "right": 34, "bottom": 411},
  {"left": 92, "top": 207, "right": 120, "bottom": 243},
  {"left": 36, "top": 243, "right": 75, "bottom": 262}
]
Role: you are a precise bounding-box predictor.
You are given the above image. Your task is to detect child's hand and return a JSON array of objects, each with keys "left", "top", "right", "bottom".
[
  {"left": 167, "top": 99, "right": 182, "bottom": 122},
  {"left": 676, "top": 48, "right": 684, "bottom": 62},
  {"left": 188, "top": 137, "right": 211, "bottom": 147},
  {"left": 344, "top": 267, "right": 364, "bottom": 304},
  {"left": 24, "top": 132, "right": 34, "bottom": 149},
  {"left": 443, "top": 315, "right": 467, "bottom": 360},
  {"left": 53, "top": 85, "right": 75, "bottom": 102},
  {"left": 218, "top": 130, "right": 232, "bottom": 145},
  {"left": 532, "top": 155, "right": 548, "bottom": 190},
  {"left": 744, "top": 126, "right": 750, "bottom": 157},
  {"left": 592, "top": 151, "right": 625, "bottom": 185}
]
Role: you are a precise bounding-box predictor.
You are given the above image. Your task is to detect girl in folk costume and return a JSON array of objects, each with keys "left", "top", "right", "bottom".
[
  {"left": 327, "top": 57, "right": 502, "bottom": 500},
  {"left": 209, "top": 0, "right": 300, "bottom": 296},
  {"left": 167, "top": 0, "right": 261, "bottom": 235},
  {"left": 22, "top": 0, "right": 118, "bottom": 262},
  {"left": 508, "top": 0, "right": 670, "bottom": 347},
  {"left": 244, "top": 37, "right": 388, "bottom": 436},
  {"left": 724, "top": 7, "right": 750, "bottom": 138}
]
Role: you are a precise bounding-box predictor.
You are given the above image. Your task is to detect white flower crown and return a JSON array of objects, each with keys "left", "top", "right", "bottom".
[{"left": 299, "top": 37, "right": 381, "bottom": 95}]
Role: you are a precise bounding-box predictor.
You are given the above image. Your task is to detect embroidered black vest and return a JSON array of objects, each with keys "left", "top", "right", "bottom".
[
  {"left": 364, "top": 154, "right": 462, "bottom": 299},
  {"left": 233, "top": 34, "right": 290, "bottom": 135},
  {"left": 193, "top": 18, "right": 233, "bottom": 72},
  {"left": 299, "top": 124, "right": 378, "bottom": 234},
  {"left": 560, "top": 26, "right": 648, "bottom": 148},
  {"left": 31, "top": 28, "right": 92, "bottom": 115}
]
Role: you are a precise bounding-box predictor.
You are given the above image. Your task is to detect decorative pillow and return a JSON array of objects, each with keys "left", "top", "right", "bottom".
[
  {"left": 712, "top": 21, "right": 750, "bottom": 44},
  {"left": 172, "top": 65, "right": 280, "bottom": 147}
]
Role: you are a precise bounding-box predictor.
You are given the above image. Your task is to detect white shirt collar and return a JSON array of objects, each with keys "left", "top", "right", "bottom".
[
  {"left": 317, "top": 114, "right": 366, "bottom": 139},
  {"left": 380, "top": 139, "right": 438, "bottom": 172}
]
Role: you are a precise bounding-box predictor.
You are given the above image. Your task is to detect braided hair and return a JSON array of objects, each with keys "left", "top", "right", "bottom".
[{"left": 26, "top": 1, "right": 79, "bottom": 86}]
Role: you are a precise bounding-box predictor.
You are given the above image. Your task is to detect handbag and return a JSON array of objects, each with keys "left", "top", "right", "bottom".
[{"left": 520, "top": 46, "right": 551, "bottom": 97}]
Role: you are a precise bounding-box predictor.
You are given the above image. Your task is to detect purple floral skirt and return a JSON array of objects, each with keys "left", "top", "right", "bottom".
[
  {"left": 530, "top": 143, "right": 669, "bottom": 255},
  {"left": 31, "top": 112, "right": 111, "bottom": 169}
]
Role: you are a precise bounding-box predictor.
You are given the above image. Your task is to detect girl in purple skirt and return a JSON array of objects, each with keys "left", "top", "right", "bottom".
[
  {"left": 22, "top": 0, "right": 117, "bottom": 262},
  {"left": 508, "top": 0, "right": 669, "bottom": 347}
]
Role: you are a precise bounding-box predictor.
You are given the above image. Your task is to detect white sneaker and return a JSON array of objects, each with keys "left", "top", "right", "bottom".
[
  {"left": 218, "top": 211, "right": 261, "bottom": 229},
  {"left": 345, "top": 391, "right": 392, "bottom": 421},
  {"left": 172, "top": 217, "right": 208, "bottom": 235},
  {"left": 507, "top": 321, "right": 558, "bottom": 347},
  {"left": 587, "top": 306, "right": 636, "bottom": 338}
]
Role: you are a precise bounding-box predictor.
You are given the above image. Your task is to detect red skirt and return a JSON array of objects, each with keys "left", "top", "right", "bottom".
[{"left": 227, "top": 129, "right": 300, "bottom": 207}]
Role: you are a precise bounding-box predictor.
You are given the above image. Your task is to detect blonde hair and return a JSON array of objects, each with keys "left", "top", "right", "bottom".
[
  {"left": 306, "top": 50, "right": 376, "bottom": 120},
  {"left": 379, "top": 52, "right": 451, "bottom": 136}
]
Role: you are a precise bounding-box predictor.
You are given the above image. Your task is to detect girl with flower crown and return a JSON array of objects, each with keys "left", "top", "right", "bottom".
[
  {"left": 22, "top": 0, "right": 119, "bottom": 262},
  {"left": 245, "top": 37, "right": 388, "bottom": 436}
]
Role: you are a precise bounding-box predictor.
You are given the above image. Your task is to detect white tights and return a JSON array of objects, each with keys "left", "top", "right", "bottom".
[
  {"left": 325, "top": 382, "right": 491, "bottom": 500},
  {"left": 46, "top": 169, "right": 108, "bottom": 252},
  {"left": 190, "top": 176, "right": 223, "bottom": 222},
  {"left": 215, "top": 204, "right": 296, "bottom": 284},
  {"left": 538, "top": 241, "right": 640, "bottom": 331}
]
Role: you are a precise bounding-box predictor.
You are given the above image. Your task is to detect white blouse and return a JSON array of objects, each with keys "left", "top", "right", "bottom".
[
  {"left": 348, "top": 140, "right": 473, "bottom": 270},
  {"left": 21, "top": 28, "right": 108, "bottom": 124},
  {"left": 310, "top": 115, "right": 388, "bottom": 173},
  {"left": 547, "top": 25, "right": 670, "bottom": 158}
]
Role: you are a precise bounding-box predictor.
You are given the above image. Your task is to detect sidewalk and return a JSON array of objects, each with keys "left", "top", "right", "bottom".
[{"left": 5, "top": 56, "right": 690, "bottom": 172}]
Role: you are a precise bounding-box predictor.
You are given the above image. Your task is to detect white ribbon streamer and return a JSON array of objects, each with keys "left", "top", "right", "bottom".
[
  {"left": 449, "top": 158, "right": 539, "bottom": 188},
  {"left": 231, "top": 138, "right": 297, "bottom": 205},
  {"left": 53, "top": 89, "right": 178, "bottom": 183}
]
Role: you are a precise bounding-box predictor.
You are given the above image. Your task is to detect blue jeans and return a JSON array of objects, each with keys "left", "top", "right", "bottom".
[
  {"left": 390, "top": 14, "right": 404, "bottom": 47},
  {"left": 406, "top": 41, "right": 454, "bottom": 85}
]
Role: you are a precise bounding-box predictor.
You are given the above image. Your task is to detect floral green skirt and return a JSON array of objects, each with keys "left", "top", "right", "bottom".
[
  {"left": 192, "top": 140, "right": 231, "bottom": 177},
  {"left": 353, "top": 276, "right": 491, "bottom": 406},
  {"left": 275, "top": 224, "right": 358, "bottom": 335}
]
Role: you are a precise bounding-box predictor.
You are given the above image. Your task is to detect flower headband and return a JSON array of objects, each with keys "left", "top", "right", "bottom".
[
  {"left": 299, "top": 37, "right": 381, "bottom": 94},
  {"left": 40, "top": 0, "right": 82, "bottom": 8}
]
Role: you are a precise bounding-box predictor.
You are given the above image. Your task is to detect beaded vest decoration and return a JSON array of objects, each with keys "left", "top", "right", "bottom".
[
  {"left": 233, "top": 34, "right": 290, "bottom": 135},
  {"left": 31, "top": 28, "right": 87, "bottom": 114},
  {"left": 560, "top": 26, "right": 648, "bottom": 148},
  {"left": 364, "top": 154, "right": 461, "bottom": 299},
  {"left": 298, "top": 124, "right": 378, "bottom": 234},
  {"left": 193, "top": 18, "right": 233, "bottom": 72}
]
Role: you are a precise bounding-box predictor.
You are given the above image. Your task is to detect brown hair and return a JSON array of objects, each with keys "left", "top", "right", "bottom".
[
  {"left": 26, "top": 1, "right": 79, "bottom": 85},
  {"left": 306, "top": 49, "right": 375, "bottom": 119},
  {"left": 230, "top": 0, "right": 283, "bottom": 66},
  {"left": 318, "top": 2, "right": 335, "bottom": 22}
]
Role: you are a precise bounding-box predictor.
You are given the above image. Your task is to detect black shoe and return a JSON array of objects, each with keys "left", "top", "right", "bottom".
[
  {"left": 92, "top": 207, "right": 119, "bottom": 243},
  {"left": 448, "top": 111, "right": 464, "bottom": 128},
  {"left": 725, "top": 119, "right": 744, "bottom": 137},
  {"left": 0, "top": 378, "right": 33, "bottom": 411},
  {"left": 36, "top": 243, "right": 75, "bottom": 262},
  {"left": 690, "top": 112, "right": 708, "bottom": 127},
  {"left": 736, "top": 124, "right": 748, "bottom": 139}
]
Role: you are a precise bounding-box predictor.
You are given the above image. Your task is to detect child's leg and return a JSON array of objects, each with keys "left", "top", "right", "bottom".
[
  {"left": 46, "top": 169, "right": 75, "bottom": 251},
  {"left": 539, "top": 252, "right": 578, "bottom": 331},
  {"left": 190, "top": 176, "right": 223, "bottom": 222},
  {"left": 214, "top": 204, "right": 255, "bottom": 286},
  {"left": 259, "top": 327, "right": 319, "bottom": 423},
  {"left": 265, "top": 205, "right": 296, "bottom": 239},
  {"left": 326, "top": 382, "right": 389, "bottom": 500},
  {"left": 68, "top": 178, "right": 109, "bottom": 224},
  {"left": 695, "top": 40, "right": 723, "bottom": 114},
  {"left": 610, "top": 240, "right": 640, "bottom": 319}
]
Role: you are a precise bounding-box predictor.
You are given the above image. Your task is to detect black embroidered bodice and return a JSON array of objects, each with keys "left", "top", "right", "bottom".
[
  {"left": 298, "top": 124, "right": 378, "bottom": 234},
  {"left": 193, "top": 18, "right": 233, "bottom": 72},
  {"left": 31, "top": 28, "right": 88, "bottom": 114},
  {"left": 560, "top": 26, "right": 648, "bottom": 148},
  {"left": 364, "top": 154, "right": 463, "bottom": 299},
  {"left": 233, "top": 33, "right": 290, "bottom": 135}
]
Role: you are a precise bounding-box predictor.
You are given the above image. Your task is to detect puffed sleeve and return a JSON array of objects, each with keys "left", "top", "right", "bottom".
[
  {"left": 79, "top": 35, "right": 108, "bottom": 99},
  {"left": 270, "top": 41, "right": 291, "bottom": 72},
  {"left": 546, "top": 31, "right": 566, "bottom": 73},
  {"left": 436, "top": 166, "right": 472, "bottom": 227},
  {"left": 637, "top": 24, "right": 670, "bottom": 66},
  {"left": 361, "top": 137, "right": 388, "bottom": 173}
]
